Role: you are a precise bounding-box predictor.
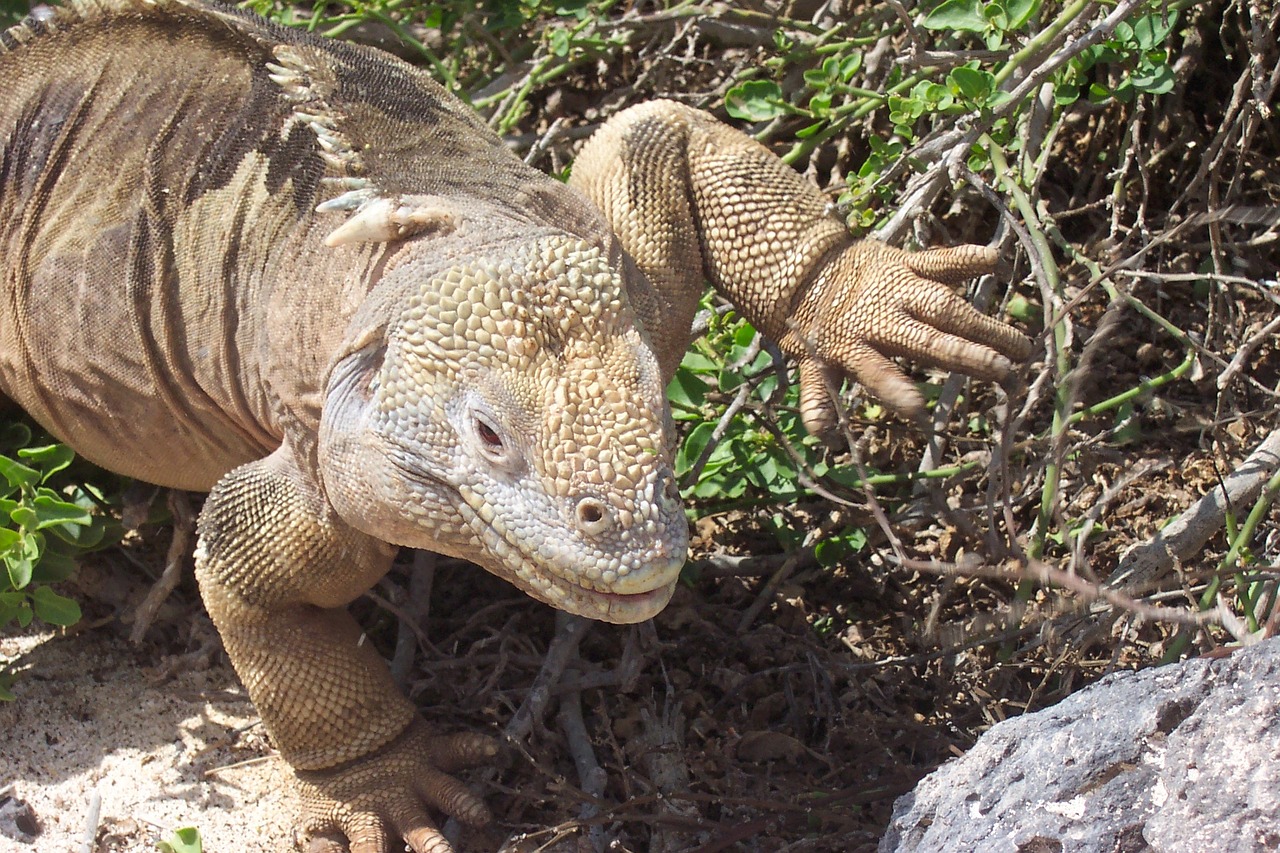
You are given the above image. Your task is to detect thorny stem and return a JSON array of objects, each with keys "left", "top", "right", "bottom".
[
  {"left": 1066, "top": 348, "right": 1196, "bottom": 424},
  {"left": 683, "top": 459, "right": 986, "bottom": 519},
  {"left": 991, "top": 0, "right": 1095, "bottom": 88},
  {"left": 985, "top": 137, "right": 1067, "bottom": 563},
  {"left": 1205, "top": 465, "right": 1280, "bottom": 617}
]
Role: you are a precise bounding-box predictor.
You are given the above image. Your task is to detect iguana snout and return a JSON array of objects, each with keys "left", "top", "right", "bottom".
[{"left": 318, "top": 235, "right": 688, "bottom": 623}]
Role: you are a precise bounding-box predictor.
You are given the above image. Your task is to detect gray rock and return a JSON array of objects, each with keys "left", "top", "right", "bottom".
[{"left": 881, "top": 638, "right": 1280, "bottom": 852}]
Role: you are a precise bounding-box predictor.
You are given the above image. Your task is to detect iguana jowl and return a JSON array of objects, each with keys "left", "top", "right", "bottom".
[{"left": 0, "top": 2, "right": 1032, "bottom": 851}]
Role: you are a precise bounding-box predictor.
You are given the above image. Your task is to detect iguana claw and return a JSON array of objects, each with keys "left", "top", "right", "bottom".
[
  {"left": 789, "top": 240, "right": 1034, "bottom": 438},
  {"left": 295, "top": 722, "right": 496, "bottom": 853}
]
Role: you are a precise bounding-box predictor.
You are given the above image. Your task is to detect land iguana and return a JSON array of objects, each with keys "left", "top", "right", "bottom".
[{"left": 0, "top": 1, "right": 1033, "bottom": 850}]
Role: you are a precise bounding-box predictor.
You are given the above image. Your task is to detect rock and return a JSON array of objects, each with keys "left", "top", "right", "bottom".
[
  {"left": 0, "top": 787, "right": 40, "bottom": 843},
  {"left": 881, "top": 639, "right": 1280, "bottom": 853}
]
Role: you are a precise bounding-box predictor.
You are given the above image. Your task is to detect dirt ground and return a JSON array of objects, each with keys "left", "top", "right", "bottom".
[
  {"left": 0, "top": 623, "right": 294, "bottom": 852},
  {"left": 0, "top": 529, "right": 1161, "bottom": 853}
]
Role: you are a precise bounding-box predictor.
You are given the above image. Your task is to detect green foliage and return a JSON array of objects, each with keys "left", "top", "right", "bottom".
[
  {"left": 157, "top": 826, "right": 203, "bottom": 853},
  {"left": 0, "top": 0, "right": 27, "bottom": 27},
  {"left": 0, "top": 422, "right": 119, "bottom": 635},
  {"left": 815, "top": 527, "right": 868, "bottom": 568},
  {"left": 668, "top": 308, "right": 820, "bottom": 505},
  {"left": 667, "top": 301, "right": 881, "bottom": 560},
  {"left": 725, "top": 79, "right": 792, "bottom": 122},
  {"left": 1061, "top": 11, "right": 1179, "bottom": 104},
  {"left": 920, "top": 0, "right": 1042, "bottom": 45},
  {"left": 831, "top": 0, "right": 1182, "bottom": 225},
  {"left": 241, "top": 0, "right": 625, "bottom": 130}
]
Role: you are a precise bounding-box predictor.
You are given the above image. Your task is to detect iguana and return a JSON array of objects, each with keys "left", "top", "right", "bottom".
[{"left": 0, "top": 1, "right": 1033, "bottom": 850}]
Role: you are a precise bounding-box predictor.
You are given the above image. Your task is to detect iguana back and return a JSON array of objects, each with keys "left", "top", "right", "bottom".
[{"left": 0, "top": 0, "right": 594, "bottom": 490}]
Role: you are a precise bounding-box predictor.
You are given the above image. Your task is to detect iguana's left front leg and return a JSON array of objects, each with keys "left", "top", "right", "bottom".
[
  {"left": 195, "top": 446, "right": 493, "bottom": 853},
  {"left": 571, "top": 100, "right": 1033, "bottom": 438}
]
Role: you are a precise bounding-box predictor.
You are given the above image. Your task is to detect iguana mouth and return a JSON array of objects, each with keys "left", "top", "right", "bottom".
[
  {"left": 557, "top": 560, "right": 681, "bottom": 623},
  {"left": 456, "top": 483, "right": 685, "bottom": 622}
]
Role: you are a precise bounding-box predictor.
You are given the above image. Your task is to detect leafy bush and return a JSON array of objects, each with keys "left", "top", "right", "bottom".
[
  {"left": 0, "top": 422, "right": 119, "bottom": 635},
  {"left": 0, "top": 0, "right": 26, "bottom": 28}
]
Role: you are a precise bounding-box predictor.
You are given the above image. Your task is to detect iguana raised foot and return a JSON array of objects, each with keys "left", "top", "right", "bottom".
[{"left": 0, "top": 2, "right": 1031, "bottom": 851}]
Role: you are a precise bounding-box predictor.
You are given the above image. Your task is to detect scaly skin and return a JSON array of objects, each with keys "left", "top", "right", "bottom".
[
  {"left": 0, "top": 3, "right": 1031, "bottom": 852},
  {"left": 571, "top": 100, "right": 1033, "bottom": 437}
]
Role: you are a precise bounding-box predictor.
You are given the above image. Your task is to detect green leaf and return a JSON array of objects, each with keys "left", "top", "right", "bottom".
[
  {"left": 31, "top": 584, "right": 81, "bottom": 627},
  {"left": 1088, "top": 82, "right": 1114, "bottom": 103},
  {"left": 747, "top": 455, "right": 780, "bottom": 489},
  {"left": 156, "top": 826, "right": 204, "bottom": 853},
  {"left": 679, "top": 352, "right": 720, "bottom": 374},
  {"left": 9, "top": 505, "right": 37, "bottom": 531},
  {"left": 45, "top": 515, "right": 109, "bottom": 549},
  {"left": 0, "top": 591, "right": 29, "bottom": 629},
  {"left": 667, "top": 369, "right": 709, "bottom": 414},
  {"left": 1132, "top": 12, "right": 1177, "bottom": 50},
  {"left": 725, "top": 80, "right": 788, "bottom": 122},
  {"left": 920, "top": 0, "right": 987, "bottom": 33},
  {"left": 31, "top": 494, "right": 92, "bottom": 529},
  {"left": 838, "top": 53, "right": 863, "bottom": 81},
  {"left": 815, "top": 528, "right": 868, "bottom": 567},
  {"left": 547, "top": 27, "right": 571, "bottom": 57},
  {"left": 1004, "top": 0, "right": 1040, "bottom": 29},
  {"left": 1005, "top": 292, "right": 1040, "bottom": 324},
  {"left": 984, "top": 0, "right": 1008, "bottom": 31},
  {"left": 0, "top": 421, "right": 31, "bottom": 448},
  {"left": 803, "top": 67, "right": 832, "bottom": 88},
  {"left": 676, "top": 421, "right": 717, "bottom": 479},
  {"left": 17, "top": 443, "right": 74, "bottom": 481},
  {"left": 1053, "top": 81, "right": 1081, "bottom": 106},
  {"left": 554, "top": 0, "right": 590, "bottom": 21},
  {"left": 31, "top": 548, "right": 79, "bottom": 584},
  {"left": 1130, "top": 61, "right": 1174, "bottom": 95},
  {"left": 6, "top": 550, "right": 35, "bottom": 590},
  {"left": 949, "top": 66, "right": 995, "bottom": 102},
  {"left": 0, "top": 455, "right": 40, "bottom": 491},
  {"left": 717, "top": 365, "right": 745, "bottom": 392}
]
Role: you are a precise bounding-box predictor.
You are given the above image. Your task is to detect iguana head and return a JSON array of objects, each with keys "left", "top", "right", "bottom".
[{"left": 317, "top": 234, "right": 688, "bottom": 624}]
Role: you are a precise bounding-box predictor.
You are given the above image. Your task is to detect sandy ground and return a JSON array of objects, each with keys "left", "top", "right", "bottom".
[{"left": 0, "top": 625, "right": 295, "bottom": 852}]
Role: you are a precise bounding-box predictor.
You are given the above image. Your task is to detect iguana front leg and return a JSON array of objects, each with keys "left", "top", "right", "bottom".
[
  {"left": 571, "top": 100, "right": 1033, "bottom": 437},
  {"left": 195, "top": 446, "right": 493, "bottom": 853}
]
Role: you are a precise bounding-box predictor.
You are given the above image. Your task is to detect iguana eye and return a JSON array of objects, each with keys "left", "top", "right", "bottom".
[
  {"left": 464, "top": 400, "right": 518, "bottom": 471},
  {"left": 475, "top": 418, "right": 503, "bottom": 450}
]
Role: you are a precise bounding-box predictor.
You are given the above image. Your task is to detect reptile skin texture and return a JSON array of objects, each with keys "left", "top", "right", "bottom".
[{"left": 0, "top": 3, "right": 1032, "bottom": 851}]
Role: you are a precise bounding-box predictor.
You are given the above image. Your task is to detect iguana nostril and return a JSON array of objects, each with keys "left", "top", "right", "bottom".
[{"left": 576, "top": 497, "right": 612, "bottom": 535}]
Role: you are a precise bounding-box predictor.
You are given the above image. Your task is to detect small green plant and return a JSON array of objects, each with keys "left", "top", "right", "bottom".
[
  {"left": 667, "top": 301, "right": 823, "bottom": 507},
  {"left": 1058, "top": 11, "right": 1179, "bottom": 104},
  {"left": 0, "top": 0, "right": 28, "bottom": 28},
  {"left": 666, "top": 300, "right": 894, "bottom": 564},
  {"left": 0, "top": 422, "right": 119, "bottom": 634},
  {"left": 918, "top": 0, "right": 1042, "bottom": 47},
  {"left": 157, "top": 826, "right": 203, "bottom": 853},
  {"left": 240, "top": 0, "right": 625, "bottom": 130}
]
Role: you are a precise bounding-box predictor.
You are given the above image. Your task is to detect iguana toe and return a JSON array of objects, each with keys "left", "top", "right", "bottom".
[
  {"left": 787, "top": 241, "right": 1031, "bottom": 430},
  {"left": 296, "top": 721, "right": 494, "bottom": 853},
  {"left": 903, "top": 243, "right": 1000, "bottom": 283}
]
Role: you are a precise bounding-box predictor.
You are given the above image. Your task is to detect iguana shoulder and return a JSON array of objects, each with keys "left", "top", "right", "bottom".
[{"left": 0, "top": 0, "right": 632, "bottom": 490}]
